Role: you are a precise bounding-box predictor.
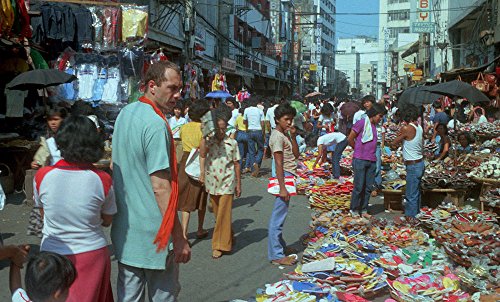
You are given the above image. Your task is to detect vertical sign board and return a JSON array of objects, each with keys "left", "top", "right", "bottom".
[{"left": 411, "top": 0, "right": 435, "bottom": 33}]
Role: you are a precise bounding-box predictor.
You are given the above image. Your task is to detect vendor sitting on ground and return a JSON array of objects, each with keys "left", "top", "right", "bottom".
[
  {"left": 312, "top": 131, "right": 347, "bottom": 179},
  {"left": 456, "top": 132, "right": 473, "bottom": 154},
  {"left": 433, "top": 123, "right": 452, "bottom": 160}
]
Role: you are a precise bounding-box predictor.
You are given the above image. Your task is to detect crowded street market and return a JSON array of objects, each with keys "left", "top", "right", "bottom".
[{"left": 0, "top": 0, "right": 500, "bottom": 302}]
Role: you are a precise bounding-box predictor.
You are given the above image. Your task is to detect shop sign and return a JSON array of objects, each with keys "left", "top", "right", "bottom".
[
  {"left": 309, "top": 64, "right": 317, "bottom": 71},
  {"left": 416, "top": 0, "right": 431, "bottom": 22},
  {"left": 412, "top": 0, "right": 434, "bottom": 33},
  {"left": 413, "top": 69, "right": 423, "bottom": 76},
  {"left": 411, "top": 22, "right": 435, "bottom": 33},
  {"left": 222, "top": 57, "right": 236, "bottom": 72},
  {"left": 404, "top": 64, "right": 417, "bottom": 72}
]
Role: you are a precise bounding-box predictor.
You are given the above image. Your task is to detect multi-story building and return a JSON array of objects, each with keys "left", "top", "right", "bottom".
[
  {"left": 447, "top": 0, "right": 497, "bottom": 70},
  {"left": 316, "top": 0, "right": 336, "bottom": 94},
  {"left": 336, "top": 37, "right": 378, "bottom": 96},
  {"left": 377, "top": 0, "right": 417, "bottom": 95},
  {"left": 293, "top": 0, "right": 336, "bottom": 94}
]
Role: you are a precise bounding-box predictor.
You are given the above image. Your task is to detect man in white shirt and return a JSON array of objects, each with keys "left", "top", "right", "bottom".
[
  {"left": 353, "top": 95, "right": 375, "bottom": 125},
  {"left": 244, "top": 97, "right": 265, "bottom": 177},
  {"left": 264, "top": 99, "right": 281, "bottom": 159},
  {"left": 313, "top": 131, "right": 348, "bottom": 179}
]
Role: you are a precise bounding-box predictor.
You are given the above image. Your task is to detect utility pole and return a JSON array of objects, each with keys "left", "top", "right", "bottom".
[
  {"left": 290, "top": 9, "right": 295, "bottom": 95},
  {"left": 184, "top": 0, "right": 195, "bottom": 64}
]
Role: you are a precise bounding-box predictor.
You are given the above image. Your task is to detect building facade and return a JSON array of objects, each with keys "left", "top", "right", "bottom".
[{"left": 336, "top": 37, "right": 378, "bottom": 96}]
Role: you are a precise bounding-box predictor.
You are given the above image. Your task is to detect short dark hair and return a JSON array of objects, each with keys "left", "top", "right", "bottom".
[
  {"left": 70, "top": 100, "right": 93, "bottom": 116},
  {"left": 173, "top": 101, "right": 183, "bottom": 111},
  {"left": 46, "top": 106, "right": 68, "bottom": 120},
  {"left": 274, "top": 103, "right": 297, "bottom": 121},
  {"left": 246, "top": 96, "right": 260, "bottom": 107},
  {"left": 474, "top": 107, "right": 483, "bottom": 115},
  {"left": 432, "top": 100, "right": 442, "bottom": 109},
  {"left": 458, "top": 132, "right": 471, "bottom": 144},
  {"left": 188, "top": 100, "right": 210, "bottom": 122},
  {"left": 144, "top": 61, "right": 180, "bottom": 92},
  {"left": 25, "top": 252, "right": 76, "bottom": 301},
  {"left": 361, "top": 95, "right": 376, "bottom": 105},
  {"left": 225, "top": 97, "right": 239, "bottom": 109},
  {"left": 213, "top": 105, "right": 232, "bottom": 124},
  {"left": 436, "top": 123, "right": 448, "bottom": 134},
  {"left": 56, "top": 115, "right": 104, "bottom": 164},
  {"left": 321, "top": 103, "right": 334, "bottom": 116},
  {"left": 402, "top": 106, "right": 420, "bottom": 122},
  {"left": 367, "top": 103, "right": 387, "bottom": 118}
]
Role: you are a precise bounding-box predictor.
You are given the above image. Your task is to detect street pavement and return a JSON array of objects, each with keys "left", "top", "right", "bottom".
[{"left": 0, "top": 159, "right": 391, "bottom": 301}]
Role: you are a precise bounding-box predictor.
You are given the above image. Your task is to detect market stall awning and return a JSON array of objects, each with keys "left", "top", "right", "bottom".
[
  {"left": 400, "top": 41, "right": 420, "bottom": 59},
  {"left": 440, "top": 54, "right": 500, "bottom": 81}
]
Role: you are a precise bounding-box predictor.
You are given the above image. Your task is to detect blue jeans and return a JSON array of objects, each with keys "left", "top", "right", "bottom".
[
  {"left": 405, "top": 161, "right": 425, "bottom": 217},
  {"left": 235, "top": 131, "right": 249, "bottom": 169},
  {"left": 247, "top": 130, "right": 264, "bottom": 169},
  {"left": 268, "top": 171, "right": 292, "bottom": 261},
  {"left": 332, "top": 139, "right": 348, "bottom": 179},
  {"left": 350, "top": 158, "right": 376, "bottom": 214},
  {"left": 375, "top": 145, "right": 382, "bottom": 189}
]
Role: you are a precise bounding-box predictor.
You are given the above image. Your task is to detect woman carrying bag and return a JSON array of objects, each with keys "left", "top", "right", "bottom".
[{"left": 178, "top": 101, "right": 211, "bottom": 239}]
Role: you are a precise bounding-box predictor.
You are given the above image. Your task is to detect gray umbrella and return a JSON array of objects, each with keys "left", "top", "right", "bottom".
[
  {"left": 6, "top": 69, "right": 77, "bottom": 90},
  {"left": 421, "top": 80, "right": 490, "bottom": 104},
  {"left": 397, "top": 86, "right": 442, "bottom": 109}
]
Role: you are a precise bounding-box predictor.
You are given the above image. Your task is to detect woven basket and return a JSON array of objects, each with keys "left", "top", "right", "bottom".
[{"left": 0, "top": 163, "right": 14, "bottom": 194}]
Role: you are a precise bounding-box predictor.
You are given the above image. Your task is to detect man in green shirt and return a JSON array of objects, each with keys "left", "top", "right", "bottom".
[{"left": 112, "top": 61, "right": 190, "bottom": 301}]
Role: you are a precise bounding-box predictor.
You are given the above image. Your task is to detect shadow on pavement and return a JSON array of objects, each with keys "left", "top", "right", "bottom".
[
  {"left": 6, "top": 193, "right": 25, "bottom": 206},
  {"left": 233, "top": 195, "right": 263, "bottom": 208}
]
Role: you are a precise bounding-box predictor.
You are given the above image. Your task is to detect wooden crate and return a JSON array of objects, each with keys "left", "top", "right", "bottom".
[{"left": 382, "top": 189, "right": 403, "bottom": 211}]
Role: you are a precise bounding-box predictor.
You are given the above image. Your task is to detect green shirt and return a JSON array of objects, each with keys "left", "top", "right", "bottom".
[{"left": 111, "top": 102, "right": 172, "bottom": 269}]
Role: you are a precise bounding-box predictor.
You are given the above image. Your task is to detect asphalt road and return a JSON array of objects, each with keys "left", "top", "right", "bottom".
[
  {"left": 0, "top": 161, "right": 314, "bottom": 301},
  {"left": 0, "top": 160, "right": 391, "bottom": 301}
]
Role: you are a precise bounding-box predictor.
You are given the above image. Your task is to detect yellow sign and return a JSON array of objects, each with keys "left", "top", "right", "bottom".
[
  {"left": 412, "top": 75, "right": 423, "bottom": 81},
  {"left": 413, "top": 69, "right": 423, "bottom": 76},
  {"left": 309, "top": 64, "right": 317, "bottom": 71},
  {"left": 404, "top": 64, "right": 417, "bottom": 72}
]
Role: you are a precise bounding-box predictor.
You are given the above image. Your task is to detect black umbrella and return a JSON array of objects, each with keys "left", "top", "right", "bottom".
[
  {"left": 6, "top": 69, "right": 77, "bottom": 90},
  {"left": 397, "top": 86, "right": 442, "bottom": 109},
  {"left": 421, "top": 80, "right": 490, "bottom": 104}
]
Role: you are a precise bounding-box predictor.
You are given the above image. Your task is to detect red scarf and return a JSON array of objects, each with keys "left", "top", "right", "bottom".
[{"left": 139, "top": 95, "right": 179, "bottom": 251}]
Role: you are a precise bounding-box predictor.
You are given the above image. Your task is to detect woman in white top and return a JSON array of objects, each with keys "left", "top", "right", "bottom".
[
  {"left": 168, "top": 101, "right": 188, "bottom": 163},
  {"left": 390, "top": 107, "right": 424, "bottom": 218}
]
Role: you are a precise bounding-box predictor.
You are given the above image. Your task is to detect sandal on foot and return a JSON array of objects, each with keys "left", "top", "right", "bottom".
[
  {"left": 271, "top": 255, "right": 298, "bottom": 266},
  {"left": 284, "top": 246, "right": 299, "bottom": 255},
  {"left": 212, "top": 250, "right": 222, "bottom": 259},
  {"left": 196, "top": 230, "right": 209, "bottom": 239}
]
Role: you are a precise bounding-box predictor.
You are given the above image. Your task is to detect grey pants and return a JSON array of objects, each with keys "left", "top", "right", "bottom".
[{"left": 117, "top": 252, "right": 180, "bottom": 302}]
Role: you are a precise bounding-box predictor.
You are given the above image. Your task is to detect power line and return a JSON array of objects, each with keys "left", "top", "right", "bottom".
[{"left": 193, "top": 2, "right": 483, "bottom": 16}]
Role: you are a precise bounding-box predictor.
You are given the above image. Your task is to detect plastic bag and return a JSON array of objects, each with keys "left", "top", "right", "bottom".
[
  {"left": 121, "top": 5, "right": 148, "bottom": 43},
  {"left": 384, "top": 169, "right": 400, "bottom": 182},
  {"left": 0, "top": 182, "right": 5, "bottom": 211}
]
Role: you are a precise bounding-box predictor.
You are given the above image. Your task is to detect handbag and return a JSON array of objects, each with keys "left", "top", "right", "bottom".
[
  {"left": 267, "top": 176, "right": 297, "bottom": 196},
  {"left": 471, "top": 73, "right": 490, "bottom": 92},
  {"left": 184, "top": 148, "right": 201, "bottom": 181}
]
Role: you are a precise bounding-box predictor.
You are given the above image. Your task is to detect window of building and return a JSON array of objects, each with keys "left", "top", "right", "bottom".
[
  {"left": 389, "top": 27, "right": 410, "bottom": 38},
  {"left": 388, "top": 0, "right": 409, "bottom": 4},
  {"left": 387, "top": 10, "right": 410, "bottom": 22}
]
